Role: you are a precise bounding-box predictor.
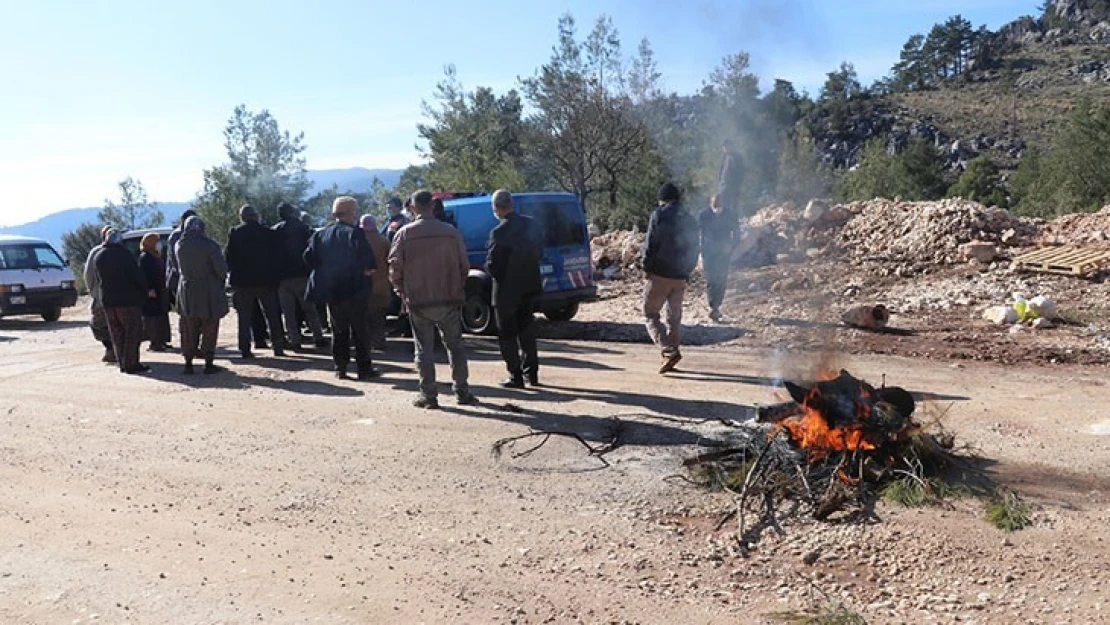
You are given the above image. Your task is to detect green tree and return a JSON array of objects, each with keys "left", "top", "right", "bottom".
[
  {"left": 193, "top": 105, "right": 310, "bottom": 244},
  {"left": 776, "top": 128, "right": 835, "bottom": 206},
  {"left": 418, "top": 65, "right": 530, "bottom": 192},
  {"left": 60, "top": 222, "right": 104, "bottom": 291},
  {"left": 948, "top": 157, "right": 1007, "bottom": 206},
  {"left": 837, "top": 136, "right": 948, "bottom": 201},
  {"left": 99, "top": 177, "right": 164, "bottom": 231},
  {"left": 1013, "top": 100, "right": 1110, "bottom": 216},
  {"left": 520, "top": 13, "right": 650, "bottom": 215}
]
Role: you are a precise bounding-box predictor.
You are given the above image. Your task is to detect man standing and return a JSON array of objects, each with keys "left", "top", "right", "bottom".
[
  {"left": 389, "top": 190, "right": 477, "bottom": 409},
  {"left": 359, "top": 214, "right": 392, "bottom": 351},
  {"left": 718, "top": 140, "right": 746, "bottom": 217},
  {"left": 273, "top": 201, "right": 327, "bottom": 351},
  {"left": 380, "top": 197, "right": 408, "bottom": 242},
  {"left": 486, "top": 189, "right": 543, "bottom": 389},
  {"left": 698, "top": 194, "right": 738, "bottom": 323},
  {"left": 94, "top": 229, "right": 150, "bottom": 374},
  {"left": 165, "top": 208, "right": 198, "bottom": 308},
  {"left": 225, "top": 204, "right": 285, "bottom": 359},
  {"left": 641, "top": 183, "right": 700, "bottom": 374},
  {"left": 305, "top": 197, "right": 380, "bottom": 380},
  {"left": 174, "top": 216, "right": 229, "bottom": 375},
  {"left": 84, "top": 225, "right": 116, "bottom": 363}
]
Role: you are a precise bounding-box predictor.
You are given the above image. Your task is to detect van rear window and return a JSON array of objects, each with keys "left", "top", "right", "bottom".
[{"left": 522, "top": 201, "right": 586, "bottom": 248}]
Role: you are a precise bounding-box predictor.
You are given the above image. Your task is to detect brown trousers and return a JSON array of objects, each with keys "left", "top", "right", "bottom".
[
  {"left": 104, "top": 306, "right": 143, "bottom": 372},
  {"left": 180, "top": 316, "right": 220, "bottom": 363},
  {"left": 643, "top": 275, "right": 686, "bottom": 354}
]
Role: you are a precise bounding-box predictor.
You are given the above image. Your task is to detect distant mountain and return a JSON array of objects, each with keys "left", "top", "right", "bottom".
[
  {"left": 0, "top": 168, "right": 404, "bottom": 250},
  {"left": 306, "top": 168, "right": 403, "bottom": 195}
]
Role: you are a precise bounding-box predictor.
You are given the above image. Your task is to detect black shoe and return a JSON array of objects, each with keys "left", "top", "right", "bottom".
[
  {"left": 659, "top": 351, "right": 682, "bottom": 374},
  {"left": 183, "top": 363, "right": 195, "bottom": 375},
  {"left": 500, "top": 377, "right": 525, "bottom": 389},
  {"left": 203, "top": 363, "right": 223, "bottom": 375},
  {"left": 357, "top": 368, "right": 381, "bottom": 381},
  {"left": 334, "top": 369, "right": 349, "bottom": 380},
  {"left": 413, "top": 395, "right": 439, "bottom": 409},
  {"left": 240, "top": 351, "right": 255, "bottom": 360},
  {"left": 102, "top": 350, "right": 117, "bottom": 364},
  {"left": 125, "top": 364, "right": 151, "bottom": 375},
  {"left": 526, "top": 375, "right": 540, "bottom": 387},
  {"left": 273, "top": 349, "right": 285, "bottom": 357},
  {"left": 148, "top": 344, "right": 166, "bottom": 353},
  {"left": 456, "top": 391, "right": 479, "bottom": 406},
  {"left": 254, "top": 341, "right": 269, "bottom": 350}
]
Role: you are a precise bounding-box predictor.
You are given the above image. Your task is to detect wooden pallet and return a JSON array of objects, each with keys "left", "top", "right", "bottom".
[{"left": 1013, "top": 245, "right": 1110, "bottom": 277}]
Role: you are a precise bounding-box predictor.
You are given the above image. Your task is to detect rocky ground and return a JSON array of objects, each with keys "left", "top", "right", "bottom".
[{"left": 0, "top": 287, "right": 1107, "bottom": 623}]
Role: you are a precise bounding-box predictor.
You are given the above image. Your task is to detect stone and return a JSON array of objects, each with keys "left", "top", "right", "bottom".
[
  {"left": 1032, "top": 317, "right": 1055, "bottom": 330},
  {"left": 960, "top": 241, "right": 998, "bottom": 263},
  {"left": 982, "top": 306, "right": 1018, "bottom": 325},
  {"left": 804, "top": 199, "right": 829, "bottom": 221}
]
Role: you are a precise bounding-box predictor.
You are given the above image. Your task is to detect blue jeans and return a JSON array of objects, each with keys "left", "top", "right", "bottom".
[{"left": 409, "top": 305, "right": 470, "bottom": 399}]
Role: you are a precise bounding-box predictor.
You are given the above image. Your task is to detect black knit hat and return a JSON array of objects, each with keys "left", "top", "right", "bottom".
[{"left": 657, "top": 183, "right": 681, "bottom": 203}]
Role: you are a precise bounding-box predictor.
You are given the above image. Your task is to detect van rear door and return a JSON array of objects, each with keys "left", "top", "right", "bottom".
[{"left": 516, "top": 196, "right": 593, "bottom": 294}]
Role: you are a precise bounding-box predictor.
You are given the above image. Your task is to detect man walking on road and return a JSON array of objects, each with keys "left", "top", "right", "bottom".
[
  {"left": 641, "top": 183, "right": 700, "bottom": 374},
  {"left": 225, "top": 204, "right": 285, "bottom": 359},
  {"left": 486, "top": 189, "right": 543, "bottom": 389},
  {"left": 273, "top": 201, "right": 327, "bottom": 351},
  {"left": 388, "top": 190, "right": 478, "bottom": 409},
  {"left": 698, "top": 194, "right": 738, "bottom": 323},
  {"left": 305, "top": 197, "right": 380, "bottom": 380}
]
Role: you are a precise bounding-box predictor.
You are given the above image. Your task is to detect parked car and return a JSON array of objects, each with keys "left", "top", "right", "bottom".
[
  {"left": 441, "top": 191, "right": 598, "bottom": 334},
  {"left": 0, "top": 235, "right": 79, "bottom": 322},
  {"left": 120, "top": 227, "right": 174, "bottom": 260}
]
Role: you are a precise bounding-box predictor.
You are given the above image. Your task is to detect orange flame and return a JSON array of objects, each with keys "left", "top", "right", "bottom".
[{"left": 778, "top": 387, "right": 877, "bottom": 455}]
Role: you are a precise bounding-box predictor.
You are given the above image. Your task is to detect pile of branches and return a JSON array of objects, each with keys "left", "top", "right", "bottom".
[{"left": 684, "top": 370, "right": 969, "bottom": 550}]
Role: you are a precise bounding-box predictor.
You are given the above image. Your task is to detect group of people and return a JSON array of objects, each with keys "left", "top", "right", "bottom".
[
  {"left": 83, "top": 189, "right": 547, "bottom": 410},
  {"left": 84, "top": 141, "right": 744, "bottom": 405}
]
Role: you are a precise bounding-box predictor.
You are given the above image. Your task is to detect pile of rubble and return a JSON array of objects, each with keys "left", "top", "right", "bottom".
[
  {"left": 590, "top": 230, "right": 646, "bottom": 279},
  {"left": 1040, "top": 205, "right": 1110, "bottom": 246},
  {"left": 834, "top": 198, "right": 1040, "bottom": 265}
]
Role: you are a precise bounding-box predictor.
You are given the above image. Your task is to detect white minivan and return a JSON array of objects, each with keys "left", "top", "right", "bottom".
[{"left": 0, "top": 235, "right": 79, "bottom": 322}]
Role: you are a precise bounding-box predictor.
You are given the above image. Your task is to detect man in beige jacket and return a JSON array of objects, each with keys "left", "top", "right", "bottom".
[{"left": 389, "top": 190, "right": 478, "bottom": 409}]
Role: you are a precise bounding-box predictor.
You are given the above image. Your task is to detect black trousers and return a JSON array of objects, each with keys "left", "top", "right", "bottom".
[
  {"left": 328, "top": 291, "right": 374, "bottom": 373},
  {"left": 495, "top": 297, "right": 538, "bottom": 380},
  {"left": 704, "top": 253, "right": 730, "bottom": 311},
  {"left": 232, "top": 287, "right": 284, "bottom": 354}
]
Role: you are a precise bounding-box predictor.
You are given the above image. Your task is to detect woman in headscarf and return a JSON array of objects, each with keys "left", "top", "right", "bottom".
[
  {"left": 139, "top": 232, "right": 171, "bottom": 351},
  {"left": 174, "top": 216, "right": 230, "bottom": 374}
]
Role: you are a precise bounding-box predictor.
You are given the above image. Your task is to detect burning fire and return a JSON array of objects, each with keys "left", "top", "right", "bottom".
[{"left": 777, "top": 385, "right": 877, "bottom": 455}]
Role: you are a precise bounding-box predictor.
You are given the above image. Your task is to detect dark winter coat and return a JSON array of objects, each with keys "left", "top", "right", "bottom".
[
  {"left": 717, "top": 150, "right": 745, "bottom": 210},
  {"left": 304, "top": 221, "right": 375, "bottom": 304},
  {"left": 271, "top": 217, "right": 314, "bottom": 280},
  {"left": 641, "top": 202, "right": 700, "bottom": 281},
  {"left": 175, "top": 232, "right": 229, "bottom": 320},
  {"left": 225, "top": 221, "right": 280, "bottom": 288},
  {"left": 486, "top": 211, "right": 543, "bottom": 309},
  {"left": 94, "top": 242, "right": 148, "bottom": 308},
  {"left": 139, "top": 252, "right": 168, "bottom": 317},
  {"left": 698, "top": 207, "right": 738, "bottom": 262}
]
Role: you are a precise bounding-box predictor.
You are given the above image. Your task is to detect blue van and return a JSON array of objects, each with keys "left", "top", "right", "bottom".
[{"left": 442, "top": 192, "right": 597, "bottom": 333}]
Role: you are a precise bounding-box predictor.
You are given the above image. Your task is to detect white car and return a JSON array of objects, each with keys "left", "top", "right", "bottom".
[{"left": 0, "top": 235, "right": 78, "bottom": 322}]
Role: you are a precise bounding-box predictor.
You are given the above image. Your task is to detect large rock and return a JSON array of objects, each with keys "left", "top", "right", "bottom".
[{"left": 960, "top": 241, "right": 999, "bottom": 263}]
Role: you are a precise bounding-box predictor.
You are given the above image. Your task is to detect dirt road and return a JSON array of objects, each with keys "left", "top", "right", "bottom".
[{"left": 0, "top": 304, "right": 1107, "bottom": 624}]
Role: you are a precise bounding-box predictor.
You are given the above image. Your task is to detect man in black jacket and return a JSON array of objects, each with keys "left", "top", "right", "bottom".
[
  {"left": 304, "top": 196, "right": 380, "bottom": 380},
  {"left": 272, "top": 202, "right": 326, "bottom": 350},
  {"left": 641, "top": 183, "right": 700, "bottom": 374},
  {"left": 486, "top": 189, "right": 543, "bottom": 388},
  {"left": 718, "top": 140, "right": 746, "bottom": 217},
  {"left": 698, "top": 194, "right": 738, "bottom": 322},
  {"left": 225, "top": 204, "right": 285, "bottom": 358},
  {"left": 94, "top": 229, "right": 151, "bottom": 374}
]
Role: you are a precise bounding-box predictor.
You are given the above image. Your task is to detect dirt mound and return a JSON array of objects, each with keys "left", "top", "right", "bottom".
[
  {"left": 833, "top": 198, "right": 1040, "bottom": 264},
  {"left": 1040, "top": 206, "right": 1110, "bottom": 246},
  {"left": 591, "top": 230, "right": 645, "bottom": 278}
]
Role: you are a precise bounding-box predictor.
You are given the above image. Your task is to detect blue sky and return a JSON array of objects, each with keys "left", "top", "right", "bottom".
[{"left": 0, "top": 0, "right": 1033, "bottom": 225}]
